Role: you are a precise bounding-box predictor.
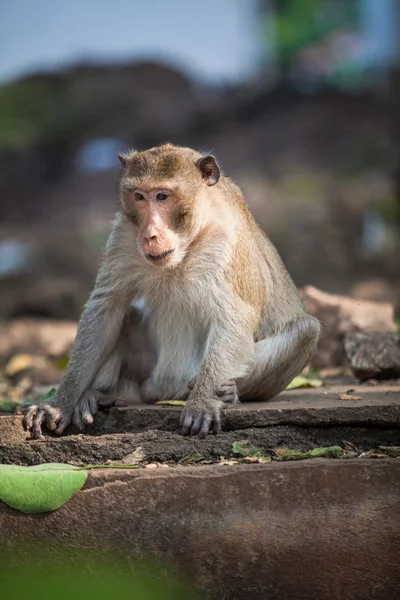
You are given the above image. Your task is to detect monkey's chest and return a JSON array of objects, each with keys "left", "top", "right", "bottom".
[{"left": 142, "top": 297, "right": 209, "bottom": 397}]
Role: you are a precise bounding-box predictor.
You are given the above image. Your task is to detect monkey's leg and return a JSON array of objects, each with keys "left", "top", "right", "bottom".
[{"left": 238, "top": 315, "right": 321, "bottom": 401}]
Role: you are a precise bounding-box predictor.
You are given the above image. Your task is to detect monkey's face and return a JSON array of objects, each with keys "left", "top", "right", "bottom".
[
  {"left": 118, "top": 145, "right": 222, "bottom": 268},
  {"left": 130, "top": 187, "right": 188, "bottom": 267}
]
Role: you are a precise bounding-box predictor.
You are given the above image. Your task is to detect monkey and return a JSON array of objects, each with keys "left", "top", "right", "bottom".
[{"left": 19, "top": 144, "right": 321, "bottom": 440}]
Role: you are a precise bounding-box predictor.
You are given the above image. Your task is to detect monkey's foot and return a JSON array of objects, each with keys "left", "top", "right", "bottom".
[
  {"left": 179, "top": 397, "right": 223, "bottom": 439},
  {"left": 17, "top": 390, "right": 116, "bottom": 439}
]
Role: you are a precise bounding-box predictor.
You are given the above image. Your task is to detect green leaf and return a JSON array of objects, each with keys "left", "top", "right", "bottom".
[
  {"left": 0, "top": 463, "right": 87, "bottom": 514},
  {"left": 38, "top": 388, "right": 57, "bottom": 402},
  {"left": 286, "top": 376, "right": 323, "bottom": 390},
  {"left": 0, "top": 401, "right": 21, "bottom": 413},
  {"left": 273, "top": 445, "right": 344, "bottom": 461},
  {"left": 232, "top": 440, "right": 262, "bottom": 458},
  {"left": 308, "top": 446, "right": 343, "bottom": 458},
  {"left": 273, "top": 447, "right": 307, "bottom": 461},
  {"left": 53, "top": 355, "right": 70, "bottom": 370},
  {"left": 179, "top": 452, "right": 204, "bottom": 464}
]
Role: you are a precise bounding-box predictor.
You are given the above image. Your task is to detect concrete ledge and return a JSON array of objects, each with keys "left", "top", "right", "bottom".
[
  {"left": 2, "top": 460, "right": 400, "bottom": 599},
  {"left": 1, "top": 386, "right": 399, "bottom": 465}
]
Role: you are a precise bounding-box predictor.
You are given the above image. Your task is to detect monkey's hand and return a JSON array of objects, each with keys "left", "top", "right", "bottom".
[
  {"left": 17, "top": 390, "right": 116, "bottom": 439},
  {"left": 188, "top": 378, "right": 239, "bottom": 405},
  {"left": 179, "top": 395, "right": 224, "bottom": 439}
]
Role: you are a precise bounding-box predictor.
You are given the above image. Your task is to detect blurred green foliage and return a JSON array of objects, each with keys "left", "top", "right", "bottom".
[
  {"left": 0, "top": 549, "right": 195, "bottom": 600},
  {"left": 0, "top": 78, "right": 68, "bottom": 149},
  {"left": 270, "top": 0, "right": 357, "bottom": 68}
]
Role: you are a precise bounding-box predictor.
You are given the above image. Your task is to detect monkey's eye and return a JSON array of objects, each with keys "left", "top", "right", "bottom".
[
  {"left": 156, "top": 192, "right": 168, "bottom": 201},
  {"left": 134, "top": 192, "right": 145, "bottom": 201}
]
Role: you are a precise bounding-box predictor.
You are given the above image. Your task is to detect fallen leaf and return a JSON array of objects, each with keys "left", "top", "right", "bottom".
[
  {"left": 179, "top": 452, "right": 204, "bottom": 465},
  {"left": 232, "top": 440, "right": 262, "bottom": 458},
  {"left": 37, "top": 388, "right": 57, "bottom": 403},
  {"left": 273, "top": 446, "right": 343, "bottom": 461},
  {"left": 5, "top": 354, "right": 46, "bottom": 378},
  {"left": 338, "top": 393, "right": 362, "bottom": 401},
  {"left": 0, "top": 401, "right": 21, "bottom": 413},
  {"left": 273, "top": 447, "right": 306, "bottom": 461},
  {"left": 155, "top": 400, "right": 186, "bottom": 407},
  {"left": 378, "top": 446, "right": 400, "bottom": 458},
  {"left": 119, "top": 446, "right": 146, "bottom": 465},
  {"left": 218, "top": 459, "right": 239, "bottom": 466},
  {"left": 0, "top": 463, "right": 87, "bottom": 514},
  {"left": 342, "top": 440, "right": 359, "bottom": 454},
  {"left": 286, "top": 376, "right": 323, "bottom": 390},
  {"left": 319, "top": 367, "right": 351, "bottom": 378},
  {"left": 359, "top": 451, "right": 387, "bottom": 459},
  {"left": 53, "top": 355, "right": 70, "bottom": 370},
  {"left": 308, "top": 446, "right": 343, "bottom": 458}
]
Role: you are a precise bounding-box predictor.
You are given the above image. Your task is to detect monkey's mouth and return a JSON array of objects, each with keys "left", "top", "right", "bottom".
[{"left": 145, "top": 249, "right": 175, "bottom": 262}]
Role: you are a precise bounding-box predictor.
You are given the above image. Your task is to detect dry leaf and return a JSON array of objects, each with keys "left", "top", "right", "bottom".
[
  {"left": 338, "top": 393, "right": 362, "bottom": 401},
  {"left": 286, "top": 376, "right": 323, "bottom": 390},
  {"left": 155, "top": 400, "right": 186, "bottom": 407},
  {"left": 120, "top": 446, "right": 146, "bottom": 465},
  {"left": 5, "top": 354, "right": 46, "bottom": 378},
  {"left": 342, "top": 440, "right": 359, "bottom": 454},
  {"left": 319, "top": 367, "right": 351, "bottom": 378},
  {"left": 218, "top": 459, "right": 239, "bottom": 466}
]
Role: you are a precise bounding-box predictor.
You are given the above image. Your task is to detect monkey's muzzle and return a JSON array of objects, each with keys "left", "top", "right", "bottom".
[{"left": 145, "top": 249, "right": 175, "bottom": 262}]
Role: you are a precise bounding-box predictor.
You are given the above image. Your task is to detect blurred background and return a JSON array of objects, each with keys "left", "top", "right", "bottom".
[{"left": 1, "top": 0, "right": 399, "bottom": 320}]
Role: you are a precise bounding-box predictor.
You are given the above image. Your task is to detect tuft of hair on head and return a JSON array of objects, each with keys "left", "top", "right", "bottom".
[{"left": 117, "top": 150, "right": 138, "bottom": 169}]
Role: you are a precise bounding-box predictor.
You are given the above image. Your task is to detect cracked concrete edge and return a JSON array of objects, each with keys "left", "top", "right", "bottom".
[{"left": 1, "top": 387, "right": 399, "bottom": 445}]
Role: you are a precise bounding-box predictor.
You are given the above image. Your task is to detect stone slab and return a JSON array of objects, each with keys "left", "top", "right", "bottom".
[{"left": 1, "top": 460, "right": 399, "bottom": 600}]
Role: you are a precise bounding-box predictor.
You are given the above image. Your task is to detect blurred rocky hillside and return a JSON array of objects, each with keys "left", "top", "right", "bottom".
[{"left": 0, "top": 60, "right": 399, "bottom": 319}]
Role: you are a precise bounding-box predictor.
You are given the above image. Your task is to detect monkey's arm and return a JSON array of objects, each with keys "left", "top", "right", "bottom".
[
  {"left": 180, "top": 310, "right": 254, "bottom": 438},
  {"left": 20, "top": 224, "right": 136, "bottom": 438}
]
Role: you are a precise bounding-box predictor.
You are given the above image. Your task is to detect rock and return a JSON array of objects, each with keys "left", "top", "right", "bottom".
[
  {"left": 300, "top": 286, "right": 397, "bottom": 368},
  {"left": 345, "top": 332, "right": 400, "bottom": 381},
  {"left": 0, "top": 319, "right": 77, "bottom": 364}
]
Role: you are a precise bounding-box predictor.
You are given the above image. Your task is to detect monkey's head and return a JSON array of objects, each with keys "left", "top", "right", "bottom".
[{"left": 118, "top": 144, "right": 221, "bottom": 267}]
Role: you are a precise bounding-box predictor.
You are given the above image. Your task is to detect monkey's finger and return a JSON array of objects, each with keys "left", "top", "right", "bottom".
[
  {"left": 198, "top": 415, "right": 212, "bottom": 439},
  {"left": 81, "top": 399, "right": 94, "bottom": 425},
  {"left": 212, "top": 418, "right": 222, "bottom": 435},
  {"left": 190, "top": 415, "right": 203, "bottom": 436},
  {"left": 181, "top": 413, "right": 195, "bottom": 436},
  {"left": 55, "top": 415, "right": 71, "bottom": 435},
  {"left": 45, "top": 408, "right": 61, "bottom": 431},
  {"left": 187, "top": 378, "right": 196, "bottom": 391},
  {"left": 98, "top": 395, "right": 116, "bottom": 408},
  {"left": 31, "top": 410, "right": 45, "bottom": 440},
  {"left": 72, "top": 405, "right": 84, "bottom": 430},
  {"left": 88, "top": 395, "right": 100, "bottom": 413},
  {"left": 23, "top": 405, "right": 38, "bottom": 430}
]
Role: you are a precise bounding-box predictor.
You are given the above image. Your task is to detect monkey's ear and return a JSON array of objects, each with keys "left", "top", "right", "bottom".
[{"left": 196, "top": 155, "right": 220, "bottom": 186}]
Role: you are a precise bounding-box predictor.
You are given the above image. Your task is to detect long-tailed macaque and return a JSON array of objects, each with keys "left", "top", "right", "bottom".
[{"left": 20, "top": 144, "right": 320, "bottom": 439}]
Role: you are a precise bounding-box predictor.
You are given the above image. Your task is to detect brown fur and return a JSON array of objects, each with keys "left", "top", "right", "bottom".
[{"left": 20, "top": 144, "right": 321, "bottom": 439}]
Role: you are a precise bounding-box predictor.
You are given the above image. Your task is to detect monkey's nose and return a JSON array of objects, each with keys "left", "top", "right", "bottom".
[{"left": 144, "top": 234, "right": 158, "bottom": 242}]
